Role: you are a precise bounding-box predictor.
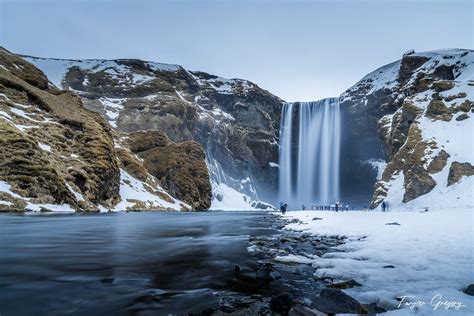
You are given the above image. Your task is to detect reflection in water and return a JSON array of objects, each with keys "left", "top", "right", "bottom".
[{"left": 0, "top": 211, "right": 275, "bottom": 315}]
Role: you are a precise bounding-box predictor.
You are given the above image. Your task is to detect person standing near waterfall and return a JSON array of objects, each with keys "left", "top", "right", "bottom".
[{"left": 280, "top": 202, "right": 288, "bottom": 214}]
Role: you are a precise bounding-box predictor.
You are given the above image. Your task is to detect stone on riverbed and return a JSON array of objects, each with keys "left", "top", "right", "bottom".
[
  {"left": 270, "top": 293, "right": 295, "bottom": 314},
  {"left": 289, "top": 304, "right": 328, "bottom": 316},
  {"left": 313, "top": 288, "right": 369, "bottom": 314},
  {"left": 327, "top": 279, "right": 362, "bottom": 289}
]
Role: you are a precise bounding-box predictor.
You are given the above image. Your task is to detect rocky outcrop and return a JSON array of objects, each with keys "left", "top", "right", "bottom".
[
  {"left": 0, "top": 48, "right": 120, "bottom": 211},
  {"left": 0, "top": 47, "right": 205, "bottom": 212},
  {"left": 23, "top": 55, "right": 283, "bottom": 206},
  {"left": 341, "top": 49, "right": 474, "bottom": 209},
  {"left": 448, "top": 162, "right": 474, "bottom": 186},
  {"left": 125, "top": 130, "right": 211, "bottom": 210}
]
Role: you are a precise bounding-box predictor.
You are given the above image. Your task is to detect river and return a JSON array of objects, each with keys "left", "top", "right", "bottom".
[{"left": 0, "top": 211, "right": 278, "bottom": 315}]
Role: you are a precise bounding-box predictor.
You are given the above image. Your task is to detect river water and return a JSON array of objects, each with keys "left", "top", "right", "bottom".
[{"left": 0, "top": 211, "right": 277, "bottom": 315}]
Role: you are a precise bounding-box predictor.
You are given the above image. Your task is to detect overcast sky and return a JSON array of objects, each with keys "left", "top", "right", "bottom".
[{"left": 1, "top": 0, "right": 472, "bottom": 101}]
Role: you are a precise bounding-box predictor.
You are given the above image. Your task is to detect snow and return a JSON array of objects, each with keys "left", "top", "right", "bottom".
[
  {"left": 0, "top": 201, "right": 13, "bottom": 207},
  {"left": 366, "top": 159, "right": 387, "bottom": 180},
  {"left": 210, "top": 183, "right": 254, "bottom": 210},
  {"left": 22, "top": 57, "right": 72, "bottom": 88},
  {"left": 98, "top": 97, "right": 127, "bottom": 127},
  {"left": 146, "top": 61, "right": 180, "bottom": 72},
  {"left": 25, "top": 56, "right": 181, "bottom": 90},
  {"left": 0, "top": 180, "right": 23, "bottom": 199},
  {"left": 38, "top": 143, "right": 52, "bottom": 152},
  {"left": 279, "top": 210, "right": 474, "bottom": 315},
  {"left": 0, "top": 110, "right": 13, "bottom": 121},
  {"left": 269, "top": 162, "right": 279, "bottom": 168},
  {"left": 25, "top": 203, "right": 75, "bottom": 213},
  {"left": 275, "top": 254, "right": 318, "bottom": 264},
  {"left": 66, "top": 183, "right": 84, "bottom": 202},
  {"left": 112, "top": 169, "right": 184, "bottom": 211}
]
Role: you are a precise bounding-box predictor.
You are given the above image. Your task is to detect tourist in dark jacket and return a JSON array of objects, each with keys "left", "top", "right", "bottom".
[{"left": 280, "top": 203, "right": 288, "bottom": 214}]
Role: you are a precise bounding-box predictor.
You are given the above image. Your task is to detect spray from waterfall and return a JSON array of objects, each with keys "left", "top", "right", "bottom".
[{"left": 278, "top": 98, "right": 341, "bottom": 208}]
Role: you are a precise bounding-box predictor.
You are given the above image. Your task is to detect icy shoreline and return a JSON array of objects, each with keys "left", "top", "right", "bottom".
[{"left": 276, "top": 209, "right": 474, "bottom": 315}]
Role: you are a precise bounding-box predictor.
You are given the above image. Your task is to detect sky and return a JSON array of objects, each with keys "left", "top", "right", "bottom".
[{"left": 1, "top": 0, "right": 472, "bottom": 101}]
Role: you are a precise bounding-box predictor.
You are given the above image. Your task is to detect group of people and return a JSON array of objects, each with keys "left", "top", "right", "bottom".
[{"left": 279, "top": 201, "right": 350, "bottom": 213}]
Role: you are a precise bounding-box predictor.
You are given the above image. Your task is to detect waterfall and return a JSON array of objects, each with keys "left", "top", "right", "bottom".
[{"left": 278, "top": 98, "right": 341, "bottom": 208}]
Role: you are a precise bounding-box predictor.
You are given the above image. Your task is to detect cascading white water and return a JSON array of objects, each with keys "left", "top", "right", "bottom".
[{"left": 278, "top": 98, "right": 341, "bottom": 208}]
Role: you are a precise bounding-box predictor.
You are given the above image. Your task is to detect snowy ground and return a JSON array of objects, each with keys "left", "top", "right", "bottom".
[{"left": 277, "top": 210, "right": 474, "bottom": 315}]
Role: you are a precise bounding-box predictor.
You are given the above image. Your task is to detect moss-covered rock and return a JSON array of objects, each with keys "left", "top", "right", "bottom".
[
  {"left": 426, "top": 99, "right": 452, "bottom": 121},
  {"left": 126, "top": 130, "right": 212, "bottom": 210},
  {"left": 0, "top": 48, "right": 121, "bottom": 211},
  {"left": 432, "top": 80, "right": 454, "bottom": 92},
  {"left": 427, "top": 150, "right": 450, "bottom": 174},
  {"left": 447, "top": 162, "right": 474, "bottom": 186}
]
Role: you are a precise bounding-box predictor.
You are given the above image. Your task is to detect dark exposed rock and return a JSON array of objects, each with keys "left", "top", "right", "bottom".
[
  {"left": 433, "top": 64, "right": 455, "bottom": 81},
  {"left": 383, "top": 265, "right": 395, "bottom": 268},
  {"left": 385, "top": 222, "right": 401, "bottom": 226},
  {"left": 270, "top": 293, "right": 295, "bottom": 314},
  {"left": 456, "top": 113, "right": 469, "bottom": 121},
  {"left": 289, "top": 304, "right": 327, "bottom": 316},
  {"left": 398, "top": 55, "right": 429, "bottom": 84},
  {"left": 255, "top": 265, "right": 281, "bottom": 282},
  {"left": 403, "top": 166, "right": 437, "bottom": 202},
  {"left": 365, "top": 302, "right": 387, "bottom": 314},
  {"left": 314, "top": 288, "right": 368, "bottom": 314},
  {"left": 448, "top": 162, "right": 474, "bottom": 186},
  {"left": 327, "top": 279, "right": 362, "bottom": 289},
  {"left": 464, "top": 284, "right": 474, "bottom": 296}
]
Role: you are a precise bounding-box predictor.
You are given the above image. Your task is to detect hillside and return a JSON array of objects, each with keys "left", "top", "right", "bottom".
[
  {"left": 341, "top": 49, "right": 474, "bottom": 210},
  {"left": 23, "top": 55, "right": 283, "bottom": 209},
  {"left": 0, "top": 47, "right": 209, "bottom": 212}
]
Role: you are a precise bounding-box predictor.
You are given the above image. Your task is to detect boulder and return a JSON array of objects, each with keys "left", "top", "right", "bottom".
[
  {"left": 270, "top": 293, "right": 295, "bottom": 314},
  {"left": 447, "top": 162, "right": 474, "bottom": 186},
  {"left": 289, "top": 304, "right": 327, "bottom": 316},
  {"left": 464, "top": 284, "right": 474, "bottom": 296},
  {"left": 126, "top": 130, "right": 212, "bottom": 210},
  {"left": 313, "top": 288, "right": 368, "bottom": 314}
]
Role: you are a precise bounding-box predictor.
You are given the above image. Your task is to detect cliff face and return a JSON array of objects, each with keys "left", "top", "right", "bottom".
[
  {"left": 0, "top": 48, "right": 208, "bottom": 212},
  {"left": 341, "top": 49, "right": 474, "bottom": 210},
  {"left": 23, "top": 56, "right": 283, "bottom": 208}
]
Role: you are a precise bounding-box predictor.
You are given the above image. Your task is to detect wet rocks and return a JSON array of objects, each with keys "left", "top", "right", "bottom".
[
  {"left": 289, "top": 304, "right": 327, "bottom": 316},
  {"left": 255, "top": 264, "right": 281, "bottom": 283},
  {"left": 270, "top": 293, "right": 295, "bottom": 314},
  {"left": 313, "top": 288, "right": 369, "bottom": 314},
  {"left": 327, "top": 279, "right": 362, "bottom": 290}
]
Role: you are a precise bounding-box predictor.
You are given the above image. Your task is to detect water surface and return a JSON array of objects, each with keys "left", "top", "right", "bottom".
[{"left": 0, "top": 211, "right": 275, "bottom": 315}]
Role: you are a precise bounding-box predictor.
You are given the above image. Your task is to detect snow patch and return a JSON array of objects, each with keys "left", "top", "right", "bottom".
[{"left": 281, "top": 210, "right": 474, "bottom": 315}]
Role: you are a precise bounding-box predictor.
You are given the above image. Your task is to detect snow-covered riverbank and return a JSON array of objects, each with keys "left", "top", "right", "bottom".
[{"left": 277, "top": 210, "right": 474, "bottom": 315}]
